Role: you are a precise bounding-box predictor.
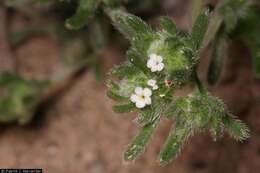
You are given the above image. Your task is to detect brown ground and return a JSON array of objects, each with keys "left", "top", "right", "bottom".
[{"left": 0, "top": 1, "right": 260, "bottom": 173}]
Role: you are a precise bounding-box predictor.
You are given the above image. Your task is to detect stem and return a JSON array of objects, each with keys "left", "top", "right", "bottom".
[{"left": 193, "top": 72, "right": 207, "bottom": 96}]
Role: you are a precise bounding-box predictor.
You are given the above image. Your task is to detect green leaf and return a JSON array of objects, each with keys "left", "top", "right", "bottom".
[
  {"left": 110, "top": 10, "right": 154, "bottom": 40},
  {"left": 191, "top": 9, "right": 209, "bottom": 50},
  {"left": 107, "top": 90, "right": 128, "bottom": 102},
  {"left": 191, "top": 0, "right": 203, "bottom": 25},
  {"left": 112, "top": 103, "right": 136, "bottom": 113},
  {"left": 210, "top": 115, "right": 223, "bottom": 140},
  {"left": 0, "top": 72, "right": 48, "bottom": 125},
  {"left": 203, "top": 12, "right": 223, "bottom": 47},
  {"left": 65, "top": 0, "right": 100, "bottom": 30},
  {"left": 234, "top": 7, "right": 260, "bottom": 78},
  {"left": 111, "top": 63, "right": 139, "bottom": 77},
  {"left": 159, "top": 120, "right": 192, "bottom": 165},
  {"left": 222, "top": 114, "right": 249, "bottom": 141},
  {"left": 160, "top": 17, "right": 177, "bottom": 36},
  {"left": 220, "top": 6, "right": 238, "bottom": 32},
  {"left": 136, "top": 100, "right": 165, "bottom": 126},
  {"left": 124, "top": 117, "right": 160, "bottom": 161},
  {"left": 207, "top": 31, "right": 227, "bottom": 85},
  {"left": 127, "top": 48, "right": 150, "bottom": 75},
  {"left": 164, "top": 101, "right": 178, "bottom": 118}
]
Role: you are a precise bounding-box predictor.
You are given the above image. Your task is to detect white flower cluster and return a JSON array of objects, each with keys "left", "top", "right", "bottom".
[
  {"left": 147, "top": 79, "right": 158, "bottom": 90},
  {"left": 130, "top": 79, "right": 159, "bottom": 108},
  {"left": 147, "top": 53, "right": 165, "bottom": 72},
  {"left": 130, "top": 53, "right": 165, "bottom": 109}
]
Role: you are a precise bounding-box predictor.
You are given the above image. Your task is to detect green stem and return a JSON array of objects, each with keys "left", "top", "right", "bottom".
[{"left": 193, "top": 72, "right": 207, "bottom": 96}]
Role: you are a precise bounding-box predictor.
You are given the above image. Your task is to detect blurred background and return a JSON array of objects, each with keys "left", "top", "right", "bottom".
[{"left": 0, "top": 0, "right": 260, "bottom": 172}]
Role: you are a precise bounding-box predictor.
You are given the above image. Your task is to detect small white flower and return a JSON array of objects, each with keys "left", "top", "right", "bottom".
[
  {"left": 147, "top": 79, "right": 159, "bottom": 90},
  {"left": 147, "top": 53, "right": 165, "bottom": 72},
  {"left": 130, "top": 87, "right": 152, "bottom": 108}
]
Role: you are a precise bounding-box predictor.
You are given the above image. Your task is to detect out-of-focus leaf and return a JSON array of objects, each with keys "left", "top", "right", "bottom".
[
  {"left": 0, "top": 72, "right": 49, "bottom": 125},
  {"left": 207, "top": 31, "right": 227, "bottom": 85},
  {"left": 112, "top": 103, "right": 136, "bottom": 113},
  {"left": 233, "top": 7, "right": 260, "bottom": 78},
  {"left": 65, "top": 0, "right": 100, "bottom": 30}
]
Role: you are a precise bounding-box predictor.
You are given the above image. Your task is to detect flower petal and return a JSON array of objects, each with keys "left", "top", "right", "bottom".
[
  {"left": 136, "top": 101, "right": 146, "bottom": 108},
  {"left": 143, "top": 88, "right": 152, "bottom": 97},
  {"left": 130, "top": 94, "right": 138, "bottom": 103},
  {"left": 151, "top": 66, "right": 158, "bottom": 72},
  {"left": 153, "top": 85, "right": 159, "bottom": 90},
  {"left": 156, "top": 55, "right": 163, "bottom": 62},
  {"left": 135, "top": 87, "right": 143, "bottom": 95},
  {"left": 144, "top": 97, "right": 152, "bottom": 105},
  {"left": 148, "top": 79, "right": 156, "bottom": 87},
  {"left": 147, "top": 59, "right": 155, "bottom": 68},
  {"left": 157, "top": 63, "right": 165, "bottom": 71}
]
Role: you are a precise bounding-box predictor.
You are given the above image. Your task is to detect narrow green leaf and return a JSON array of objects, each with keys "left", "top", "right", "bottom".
[
  {"left": 210, "top": 116, "right": 223, "bottom": 141},
  {"left": 107, "top": 90, "right": 128, "bottom": 102},
  {"left": 222, "top": 114, "right": 249, "bottom": 141},
  {"left": 111, "top": 63, "right": 139, "bottom": 77},
  {"left": 110, "top": 9, "right": 153, "bottom": 40},
  {"left": 65, "top": 0, "right": 100, "bottom": 30},
  {"left": 159, "top": 121, "right": 192, "bottom": 165},
  {"left": 191, "top": 0, "right": 203, "bottom": 26},
  {"left": 124, "top": 117, "right": 160, "bottom": 161},
  {"left": 203, "top": 13, "right": 223, "bottom": 47},
  {"left": 112, "top": 103, "right": 136, "bottom": 113},
  {"left": 207, "top": 32, "right": 227, "bottom": 85},
  {"left": 160, "top": 17, "right": 177, "bottom": 36},
  {"left": 191, "top": 9, "right": 209, "bottom": 50}
]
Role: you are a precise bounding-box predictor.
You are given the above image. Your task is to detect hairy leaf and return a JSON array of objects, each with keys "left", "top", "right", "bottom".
[
  {"left": 191, "top": 9, "right": 209, "bottom": 50},
  {"left": 223, "top": 114, "right": 249, "bottom": 141},
  {"left": 127, "top": 48, "right": 150, "bottom": 75},
  {"left": 159, "top": 120, "right": 192, "bottom": 165},
  {"left": 160, "top": 17, "right": 177, "bottom": 36},
  {"left": 110, "top": 9, "right": 154, "bottom": 40},
  {"left": 107, "top": 90, "right": 128, "bottom": 101},
  {"left": 113, "top": 103, "right": 136, "bottom": 113},
  {"left": 124, "top": 117, "right": 160, "bottom": 161},
  {"left": 111, "top": 62, "right": 139, "bottom": 77}
]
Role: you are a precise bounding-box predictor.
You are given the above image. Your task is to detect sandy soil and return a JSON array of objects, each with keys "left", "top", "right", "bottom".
[{"left": 0, "top": 1, "right": 260, "bottom": 173}]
